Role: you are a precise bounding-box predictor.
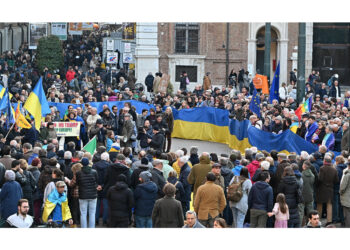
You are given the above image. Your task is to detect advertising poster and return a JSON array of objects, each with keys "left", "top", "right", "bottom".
[{"left": 29, "top": 23, "right": 47, "bottom": 49}]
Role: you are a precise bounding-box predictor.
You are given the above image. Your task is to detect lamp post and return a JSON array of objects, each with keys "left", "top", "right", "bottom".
[{"left": 264, "top": 23, "right": 271, "bottom": 82}]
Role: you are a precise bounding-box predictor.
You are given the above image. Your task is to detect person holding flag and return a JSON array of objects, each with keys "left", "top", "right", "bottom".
[
  {"left": 269, "top": 61, "right": 280, "bottom": 104},
  {"left": 249, "top": 87, "right": 261, "bottom": 118}
]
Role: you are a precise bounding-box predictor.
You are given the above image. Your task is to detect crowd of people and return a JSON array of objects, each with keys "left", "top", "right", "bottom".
[{"left": 0, "top": 28, "right": 350, "bottom": 229}]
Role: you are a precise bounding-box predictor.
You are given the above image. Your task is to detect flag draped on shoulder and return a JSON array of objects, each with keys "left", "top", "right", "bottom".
[
  {"left": 269, "top": 61, "right": 280, "bottom": 103},
  {"left": 15, "top": 102, "right": 31, "bottom": 129},
  {"left": 83, "top": 136, "right": 97, "bottom": 155},
  {"left": 249, "top": 87, "right": 261, "bottom": 118},
  {"left": 23, "top": 77, "right": 51, "bottom": 131}
]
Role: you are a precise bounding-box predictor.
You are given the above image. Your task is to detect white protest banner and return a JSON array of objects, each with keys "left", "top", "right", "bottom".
[{"left": 43, "top": 122, "right": 81, "bottom": 137}]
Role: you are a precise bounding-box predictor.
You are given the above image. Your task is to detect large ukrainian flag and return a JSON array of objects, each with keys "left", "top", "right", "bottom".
[
  {"left": 172, "top": 107, "right": 318, "bottom": 154},
  {"left": 42, "top": 189, "right": 72, "bottom": 223},
  {"left": 23, "top": 77, "right": 51, "bottom": 131}
]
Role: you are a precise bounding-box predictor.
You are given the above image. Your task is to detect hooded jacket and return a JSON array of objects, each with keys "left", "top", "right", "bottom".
[
  {"left": 106, "top": 181, "right": 134, "bottom": 218},
  {"left": 103, "top": 163, "right": 131, "bottom": 196},
  {"left": 134, "top": 181, "right": 158, "bottom": 217},
  {"left": 187, "top": 155, "right": 212, "bottom": 200},
  {"left": 248, "top": 181, "right": 273, "bottom": 212},
  {"left": 167, "top": 176, "right": 185, "bottom": 202}
]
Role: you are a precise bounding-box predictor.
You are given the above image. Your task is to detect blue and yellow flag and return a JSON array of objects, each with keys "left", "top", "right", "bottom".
[
  {"left": 249, "top": 87, "right": 261, "bottom": 118},
  {"left": 42, "top": 188, "right": 72, "bottom": 223},
  {"left": 0, "top": 87, "right": 15, "bottom": 129},
  {"left": 23, "top": 77, "right": 51, "bottom": 131},
  {"left": 269, "top": 61, "right": 280, "bottom": 103}
]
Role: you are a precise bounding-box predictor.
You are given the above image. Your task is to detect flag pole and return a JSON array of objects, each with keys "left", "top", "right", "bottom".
[{"left": 4, "top": 122, "right": 16, "bottom": 140}]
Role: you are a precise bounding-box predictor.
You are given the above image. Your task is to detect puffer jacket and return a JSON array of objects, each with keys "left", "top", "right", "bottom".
[
  {"left": 106, "top": 181, "right": 134, "bottom": 218},
  {"left": 277, "top": 176, "right": 300, "bottom": 225},
  {"left": 134, "top": 181, "right": 158, "bottom": 217},
  {"left": 92, "top": 160, "right": 110, "bottom": 198},
  {"left": 340, "top": 168, "right": 350, "bottom": 208},
  {"left": 76, "top": 166, "right": 98, "bottom": 199}
]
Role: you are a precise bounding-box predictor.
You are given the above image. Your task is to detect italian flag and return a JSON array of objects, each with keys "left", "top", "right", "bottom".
[{"left": 83, "top": 136, "right": 97, "bottom": 155}]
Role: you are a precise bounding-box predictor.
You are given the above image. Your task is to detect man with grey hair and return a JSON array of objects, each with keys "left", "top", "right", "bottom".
[
  {"left": 151, "top": 159, "right": 166, "bottom": 199},
  {"left": 183, "top": 210, "right": 205, "bottom": 228},
  {"left": 0, "top": 170, "right": 23, "bottom": 220},
  {"left": 87, "top": 107, "right": 101, "bottom": 133}
]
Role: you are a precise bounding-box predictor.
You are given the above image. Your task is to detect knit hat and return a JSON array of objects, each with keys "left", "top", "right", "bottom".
[
  {"left": 31, "top": 158, "right": 41, "bottom": 167},
  {"left": 96, "top": 119, "right": 103, "bottom": 125},
  {"left": 140, "top": 171, "right": 152, "bottom": 182},
  {"left": 81, "top": 157, "right": 90, "bottom": 167}
]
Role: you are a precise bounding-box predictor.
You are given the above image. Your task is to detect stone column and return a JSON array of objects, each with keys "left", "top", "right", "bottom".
[
  {"left": 247, "top": 39, "right": 257, "bottom": 76},
  {"left": 279, "top": 39, "right": 289, "bottom": 84},
  {"left": 135, "top": 23, "right": 160, "bottom": 84}
]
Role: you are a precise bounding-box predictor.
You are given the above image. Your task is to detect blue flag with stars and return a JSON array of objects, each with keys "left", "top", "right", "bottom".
[
  {"left": 250, "top": 87, "right": 261, "bottom": 118},
  {"left": 269, "top": 61, "right": 280, "bottom": 103}
]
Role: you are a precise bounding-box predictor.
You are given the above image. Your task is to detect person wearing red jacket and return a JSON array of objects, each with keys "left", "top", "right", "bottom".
[
  {"left": 247, "top": 153, "right": 265, "bottom": 184},
  {"left": 66, "top": 67, "right": 76, "bottom": 83}
]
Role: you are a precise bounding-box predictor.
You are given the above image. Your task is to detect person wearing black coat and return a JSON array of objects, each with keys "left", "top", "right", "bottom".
[
  {"left": 178, "top": 160, "right": 192, "bottom": 216},
  {"left": 328, "top": 81, "right": 341, "bottom": 99},
  {"left": 92, "top": 154, "right": 110, "bottom": 225},
  {"left": 103, "top": 158, "right": 131, "bottom": 198},
  {"left": 277, "top": 167, "right": 301, "bottom": 228},
  {"left": 130, "top": 164, "right": 150, "bottom": 190},
  {"left": 148, "top": 126, "right": 165, "bottom": 152},
  {"left": 151, "top": 160, "right": 166, "bottom": 199},
  {"left": 106, "top": 174, "right": 134, "bottom": 228},
  {"left": 179, "top": 72, "right": 188, "bottom": 92},
  {"left": 75, "top": 158, "right": 99, "bottom": 228},
  {"left": 145, "top": 73, "right": 154, "bottom": 92},
  {"left": 167, "top": 173, "right": 186, "bottom": 204}
]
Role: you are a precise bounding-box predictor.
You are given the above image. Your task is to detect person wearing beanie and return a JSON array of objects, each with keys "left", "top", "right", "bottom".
[
  {"left": 76, "top": 157, "right": 99, "bottom": 228},
  {"left": 92, "top": 152, "right": 111, "bottom": 226},
  {"left": 0, "top": 170, "right": 23, "bottom": 220},
  {"left": 134, "top": 171, "right": 158, "bottom": 228},
  {"left": 106, "top": 174, "right": 134, "bottom": 228}
]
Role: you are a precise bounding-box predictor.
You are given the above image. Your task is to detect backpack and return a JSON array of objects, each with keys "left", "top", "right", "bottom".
[{"left": 227, "top": 176, "right": 245, "bottom": 202}]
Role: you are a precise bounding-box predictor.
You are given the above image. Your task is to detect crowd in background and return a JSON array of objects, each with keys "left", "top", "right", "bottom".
[{"left": 0, "top": 29, "right": 350, "bottom": 228}]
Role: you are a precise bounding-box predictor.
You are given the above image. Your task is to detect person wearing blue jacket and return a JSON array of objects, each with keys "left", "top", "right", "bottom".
[
  {"left": 248, "top": 171, "right": 273, "bottom": 228},
  {"left": 178, "top": 156, "right": 192, "bottom": 217},
  {"left": 134, "top": 171, "right": 158, "bottom": 228},
  {"left": 0, "top": 170, "right": 23, "bottom": 220}
]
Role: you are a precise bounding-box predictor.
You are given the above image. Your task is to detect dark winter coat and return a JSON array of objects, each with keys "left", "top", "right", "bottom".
[
  {"left": 76, "top": 166, "right": 98, "bottom": 200},
  {"left": 106, "top": 181, "right": 134, "bottom": 218},
  {"left": 341, "top": 128, "right": 350, "bottom": 152},
  {"left": 28, "top": 166, "right": 40, "bottom": 201},
  {"left": 0, "top": 180, "right": 23, "bottom": 219},
  {"left": 130, "top": 165, "right": 150, "bottom": 190},
  {"left": 149, "top": 132, "right": 165, "bottom": 152},
  {"left": 167, "top": 176, "right": 185, "bottom": 202},
  {"left": 277, "top": 176, "right": 300, "bottom": 225},
  {"left": 248, "top": 181, "right": 273, "bottom": 212},
  {"left": 103, "top": 163, "right": 131, "bottom": 196},
  {"left": 179, "top": 163, "right": 192, "bottom": 202},
  {"left": 92, "top": 160, "right": 110, "bottom": 198},
  {"left": 335, "top": 164, "right": 347, "bottom": 191},
  {"left": 302, "top": 169, "right": 315, "bottom": 203},
  {"left": 21, "top": 170, "right": 36, "bottom": 201},
  {"left": 189, "top": 154, "right": 199, "bottom": 166},
  {"left": 150, "top": 168, "right": 166, "bottom": 199},
  {"left": 134, "top": 181, "right": 158, "bottom": 217},
  {"left": 152, "top": 196, "right": 184, "bottom": 228},
  {"left": 316, "top": 164, "right": 339, "bottom": 203}
]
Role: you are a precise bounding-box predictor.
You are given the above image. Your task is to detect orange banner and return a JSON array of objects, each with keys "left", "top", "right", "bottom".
[{"left": 253, "top": 74, "right": 269, "bottom": 94}]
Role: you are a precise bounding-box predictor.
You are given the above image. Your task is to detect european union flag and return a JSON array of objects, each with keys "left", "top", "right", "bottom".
[
  {"left": 269, "top": 61, "right": 280, "bottom": 104},
  {"left": 250, "top": 87, "right": 261, "bottom": 118}
]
